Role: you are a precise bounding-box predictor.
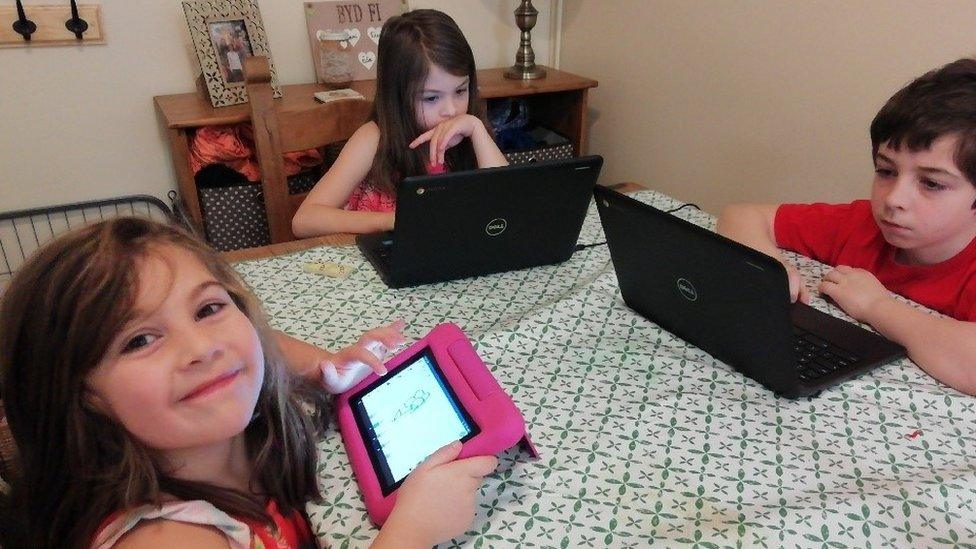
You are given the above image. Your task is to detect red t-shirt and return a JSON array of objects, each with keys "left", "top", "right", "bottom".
[{"left": 774, "top": 200, "right": 976, "bottom": 321}]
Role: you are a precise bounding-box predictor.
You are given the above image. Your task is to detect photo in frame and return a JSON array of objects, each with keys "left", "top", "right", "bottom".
[
  {"left": 183, "top": 0, "right": 282, "bottom": 107},
  {"left": 305, "top": 0, "right": 408, "bottom": 83}
]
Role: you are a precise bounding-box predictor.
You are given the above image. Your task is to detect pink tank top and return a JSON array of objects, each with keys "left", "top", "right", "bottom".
[{"left": 345, "top": 161, "right": 447, "bottom": 213}]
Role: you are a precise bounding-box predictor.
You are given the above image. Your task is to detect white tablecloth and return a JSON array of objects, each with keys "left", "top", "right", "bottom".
[{"left": 235, "top": 191, "right": 976, "bottom": 548}]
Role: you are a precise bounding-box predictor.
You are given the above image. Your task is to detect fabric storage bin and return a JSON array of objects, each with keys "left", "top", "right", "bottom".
[
  {"left": 503, "top": 126, "right": 574, "bottom": 165},
  {"left": 199, "top": 182, "right": 271, "bottom": 252},
  {"left": 197, "top": 164, "right": 321, "bottom": 252}
]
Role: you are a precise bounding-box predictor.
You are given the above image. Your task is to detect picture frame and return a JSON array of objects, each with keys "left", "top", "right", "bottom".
[{"left": 182, "top": 0, "right": 282, "bottom": 108}]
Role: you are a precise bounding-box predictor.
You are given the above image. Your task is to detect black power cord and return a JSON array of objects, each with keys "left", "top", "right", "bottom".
[
  {"left": 574, "top": 240, "right": 607, "bottom": 251},
  {"left": 574, "top": 202, "right": 703, "bottom": 251},
  {"left": 664, "top": 203, "right": 701, "bottom": 214}
]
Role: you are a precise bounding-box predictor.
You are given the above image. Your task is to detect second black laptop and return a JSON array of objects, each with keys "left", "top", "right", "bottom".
[
  {"left": 357, "top": 155, "right": 603, "bottom": 288},
  {"left": 594, "top": 186, "right": 905, "bottom": 398}
]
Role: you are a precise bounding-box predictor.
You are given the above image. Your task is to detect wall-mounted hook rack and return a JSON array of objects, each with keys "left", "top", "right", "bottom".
[
  {"left": 0, "top": 3, "right": 103, "bottom": 48},
  {"left": 64, "top": 0, "right": 87, "bottom": 39},
  {"left": 12, "top": 0, "right": 36, "bottom": 41}
]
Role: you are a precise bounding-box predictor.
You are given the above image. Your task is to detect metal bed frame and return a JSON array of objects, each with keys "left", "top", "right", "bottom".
[{"left": 0, "top": 194, "right": 176, "bottom": 292}]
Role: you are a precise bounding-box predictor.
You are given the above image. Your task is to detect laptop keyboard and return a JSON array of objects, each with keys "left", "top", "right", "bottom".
[{"left": 793, "top": 327, "right": 860, "bottom": 382}]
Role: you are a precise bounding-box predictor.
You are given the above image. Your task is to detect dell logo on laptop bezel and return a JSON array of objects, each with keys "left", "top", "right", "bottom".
[
  {"left": 485, "top": 218, "right": 507, "bottom": 236},
  {"left": 676, "top": 277, "right": 698, "bottom": 301}
]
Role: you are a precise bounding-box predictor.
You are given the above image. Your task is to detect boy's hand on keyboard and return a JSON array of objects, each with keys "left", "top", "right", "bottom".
[
  {"left": 786, "top": 264, "right": 812, "bottom": 304},
  {"left": 819, "top": 266, "right": 888, "bottom": 322},
  {"left": 320, "top": 320, "right": 407, "bottom": 394}
]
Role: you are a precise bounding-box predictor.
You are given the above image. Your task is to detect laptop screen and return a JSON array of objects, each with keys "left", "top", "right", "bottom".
[{"left": 357, "top": 156, "right": 605, "bottom": 288}]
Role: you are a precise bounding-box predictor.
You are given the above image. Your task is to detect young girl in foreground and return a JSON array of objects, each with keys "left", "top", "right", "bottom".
[
  {"left": 0, "top": 217, "right": 497, "bottom": 548},
  {"left": 292, "top": 9, "right": 508, "bottom": 237}
]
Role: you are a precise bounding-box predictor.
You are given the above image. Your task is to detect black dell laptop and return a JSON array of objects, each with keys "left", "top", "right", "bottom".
[
  {"left": 594, "top": 186, "right": 905, "bottom": 398},
  {"left": 357, "top": 155, "right": 603, "bottom": 288}
]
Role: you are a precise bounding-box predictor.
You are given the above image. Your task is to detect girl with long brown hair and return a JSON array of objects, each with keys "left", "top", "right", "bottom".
[
  {"left": 292, "top": 9, "right": 508, "bottom": 237},
  {"left": 0, "top": 217, "right": 497, "bottom": 547}
]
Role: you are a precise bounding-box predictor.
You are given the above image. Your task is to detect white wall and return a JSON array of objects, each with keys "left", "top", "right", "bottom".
[
  {"left": 560, "top": 0, "right": 976, "bottom": 213},
  {"left": 0, "top": 0, "right": 553, "bottom": 211}
]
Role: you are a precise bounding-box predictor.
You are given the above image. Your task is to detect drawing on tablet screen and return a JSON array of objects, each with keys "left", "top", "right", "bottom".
[{"left": 393, "top": 389, "right": 431, "bottom": 422}]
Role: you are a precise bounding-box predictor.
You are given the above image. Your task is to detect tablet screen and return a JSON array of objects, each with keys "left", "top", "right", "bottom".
[{"left": 352, "top": 347, "right": 478, "bottom": 494}]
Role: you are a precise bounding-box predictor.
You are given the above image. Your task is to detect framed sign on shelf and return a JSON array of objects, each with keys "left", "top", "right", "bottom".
[
  {"left": 304, "top": 0, "right": 407, "bottom": 83},
  {"left": 183, "top": 0, "right": 282, "bottom": 107}
]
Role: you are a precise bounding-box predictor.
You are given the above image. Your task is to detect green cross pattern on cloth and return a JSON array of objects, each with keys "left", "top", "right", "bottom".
[{"left": 233, "top": 190, "right": 976, "bottom": 548}]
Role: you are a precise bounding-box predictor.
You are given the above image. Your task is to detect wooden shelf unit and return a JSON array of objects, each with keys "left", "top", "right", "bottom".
[{"left": 154, "top": 65, "right": 598, "bottom": 231}]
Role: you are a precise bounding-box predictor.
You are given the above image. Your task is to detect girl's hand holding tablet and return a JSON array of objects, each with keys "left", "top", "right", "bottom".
[{"left": 373, "top": 440, "right": 498, "bottom": 548}]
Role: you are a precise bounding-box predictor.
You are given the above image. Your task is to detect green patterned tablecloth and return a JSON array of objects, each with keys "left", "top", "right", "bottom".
[{"left": 234, "top": 191, "right": 976, "bottom": 548}]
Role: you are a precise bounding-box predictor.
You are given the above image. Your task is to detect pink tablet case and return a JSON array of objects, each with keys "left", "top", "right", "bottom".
[{"left": 336, "top": 322, "right": 538, "bottom": 526}]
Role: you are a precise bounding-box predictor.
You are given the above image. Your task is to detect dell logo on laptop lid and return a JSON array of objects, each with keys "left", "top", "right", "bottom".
[
  {"left": 676, "top": 277, "right": 698, "bottom": 301},
  {"left": 485, "top": 218, "right": 507, "bottom": 236}
]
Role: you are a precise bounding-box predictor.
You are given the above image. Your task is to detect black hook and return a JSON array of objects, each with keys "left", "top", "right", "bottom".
[
  {"left": 64, "top": 0, "right": 88, "bottom": 39},
  {"left": 12, "top": 0, "right": 37, "bottom": 41}
]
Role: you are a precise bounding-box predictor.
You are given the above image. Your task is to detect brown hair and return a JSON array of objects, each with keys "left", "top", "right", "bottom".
[
  {"left": 870, "top": 57, "right": 976, "bottom": 193},
  {"left": 0, "top": 218, "right": 322, "bottom": 547},
  {"left": 368, "top": 8, "right": 488, "bottom": 196}
]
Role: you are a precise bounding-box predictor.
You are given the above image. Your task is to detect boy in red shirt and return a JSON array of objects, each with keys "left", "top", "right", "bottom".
[{"left": 717, "top": 58, "right": 976, "bottom": 395}]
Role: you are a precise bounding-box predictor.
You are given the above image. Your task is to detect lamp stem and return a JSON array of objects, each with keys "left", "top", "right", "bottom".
[{"left": 504, "top": 0, "right": 546, "bottom": 80}]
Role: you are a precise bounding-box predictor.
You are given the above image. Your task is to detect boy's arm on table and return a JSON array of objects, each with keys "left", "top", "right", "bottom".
[
  {"left": 820, "top": 266, "right": 976, "bottom": 396},
  {"left": 716, "top": 203, "right": 810, "bottom": 303}
]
